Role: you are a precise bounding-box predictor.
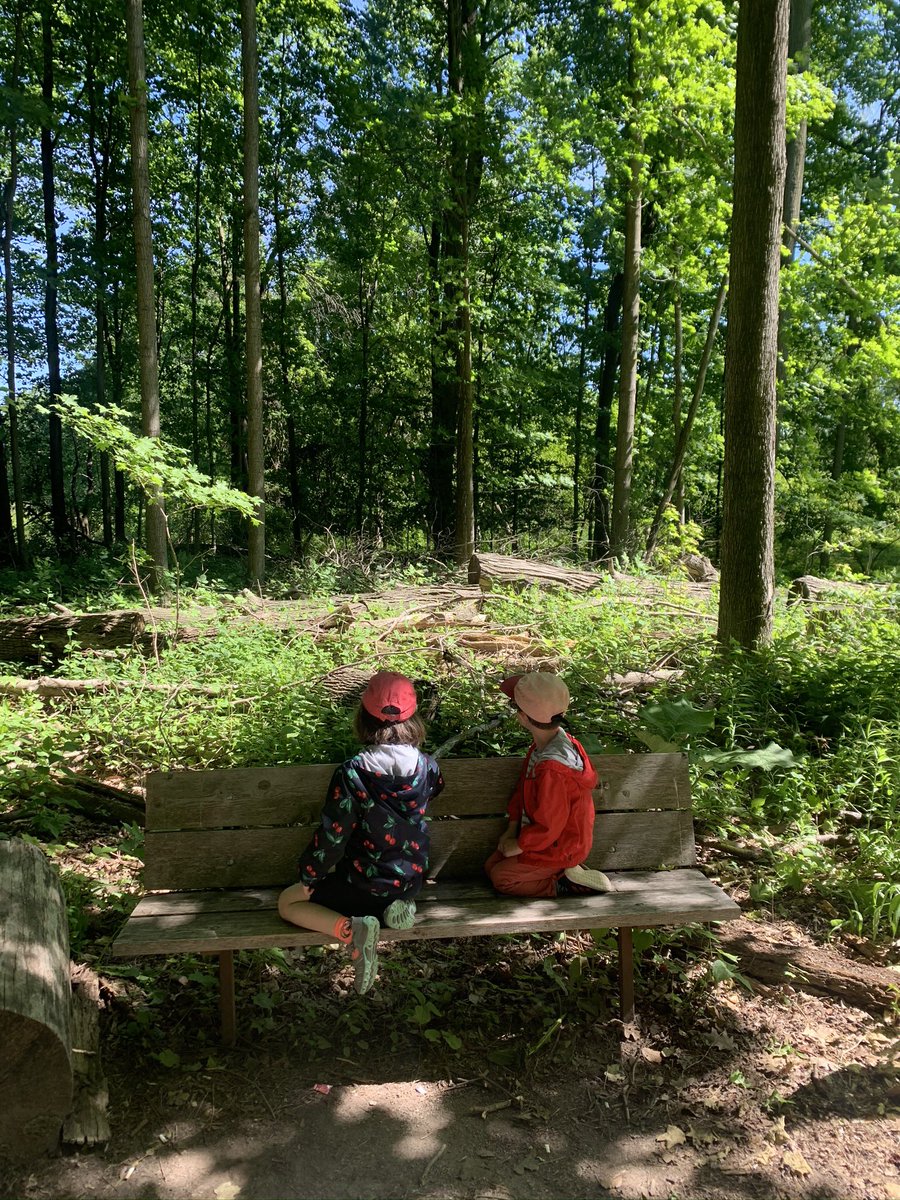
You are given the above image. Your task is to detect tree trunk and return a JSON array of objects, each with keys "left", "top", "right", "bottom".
[
  {"left": 189, "top": 40, "right": 203, "bottom": 549},
  {"left": 445, "top": 0, "right": 483, "bottom": 566},
  {"left": 1, "top": 3, "right": 25, "bottom": 563},
  {"left": 125, "top": 0, "right": 168, "bottom": 592},
  {"left": 645, "top": 276, "right": 728, "bottom": 560},
  {"left": 672, "top": 281, "right": 684, "bottom": 521},
  {"left": 41, "top": 0, "right": 68, "bottom": 548},
  {"left": 717, "top": 0, "right": 789, "bottom": 650},
  {"left": 0, "top": 840, "right": 73, "bottom": 1159},
  {"left": 428, "top": 217, "right": 456, "bottom": 552},
  {"left": 611, "top": 30, "right": 643, "bottom": 562},
  {"left": 573, "top": 237, "right": 594, "bottom": 551},
  {"left": 241, "top": 0, "right": 265, "bottom": 585},
  {"left": 588, "top": 270, "right": 624, "bottom": 558}
]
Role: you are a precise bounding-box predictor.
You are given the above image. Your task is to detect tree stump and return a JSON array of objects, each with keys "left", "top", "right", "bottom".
[
  {"left": 469, "top": 553, "right": 604, "bottom": 593},
  {"left": 787, "top": 575, "right": 867, "bottom": 604},
  {"left": 0, "top": 840, "right": 73, "bottom": 1158},
  {"left": 681, "top": 553, "right": 718, "bottom": 583}
]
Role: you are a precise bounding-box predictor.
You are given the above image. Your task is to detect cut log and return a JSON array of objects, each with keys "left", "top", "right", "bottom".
[
  {"left": 608, "top": 669, "right": 684, "bottom": 692},
  {"left": 0, "top": 611, "right": 145, "bottom": 663},
  {"left": 716, "top": 917, "right": 900, "bottom": 1013},
  {"left": 469, "top": 553, "right": 604, "bottom": 593},
  {"left": 62, "top": 965, "right": 110, "bottom": 1149},
  {"left": 0, "top": 840, "right": 73, "bottom": 1158},
  {"left": 788, "top": 575, "right": 869, "bottom": 604},
  {"left": 681, "top": 553, "right": 718, "bottom": 583}
]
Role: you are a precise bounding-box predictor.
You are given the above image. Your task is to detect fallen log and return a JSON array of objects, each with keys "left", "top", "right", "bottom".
[
  {"left": 0, "top": 676, "right": 239, "bottom": 701},
  {"left": 716, "top": 917, "right": 900, "bottom": 1013},
  {"left": 0, "top": 611, "right": 145, "bottom": 662},
  {"left": 0, "top": 840, "right": 73, "bottom": 1158},
  {"left": 608, "top": 669, "right": 684, "bottom": 692},
  {"left": 787, "top": 575, "right": 869, "bottom": 604},
  {"left": 469, "top": 553, "right": 605, "bottom": 593}
]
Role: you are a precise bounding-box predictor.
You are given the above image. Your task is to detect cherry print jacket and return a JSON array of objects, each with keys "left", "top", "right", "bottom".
[
  {"left": 508, "top": 732, "right": 598, "bottom": 869},
  {"left": 297, "top": 748, "right": 444, "bottom": 898}
]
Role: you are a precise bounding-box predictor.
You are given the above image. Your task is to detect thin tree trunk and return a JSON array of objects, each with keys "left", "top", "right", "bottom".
[
  {"left": 645, "top": 276, "right": 728, "bottom": 560},
  {"left": 672, "top": 282, "right": 684, "bottom": 520},
  {"left": 573, "top": 242, "right": 594, "bottom": 551},
  {"left": 717, "top": 0, "right": 789, "bottom": 649},
  {"left": 189, "top": 40, "right": 203, "bottom": 549},
  {"left": 2, "top": 3, "right": 25, "bottom": 563},
  {"left": 241, "top": 0, "right": 265, "bottom": 585},
  {"left": 125, "top": 0, "right": 168, "bottom": 591},
  {"left": 588, "top": 270, "right": 624, "bottom": 558},
  {"left": 41, "top": 0, "right": 67, "bottom": 547}
]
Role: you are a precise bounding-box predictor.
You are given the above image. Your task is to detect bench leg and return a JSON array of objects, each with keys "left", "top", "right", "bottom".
[
  {"left": 219, "top": 951, "right": 236, "bottom": 1047},
  {"left": 617, "top": 927, "right": 635, "bottom": 1025}
]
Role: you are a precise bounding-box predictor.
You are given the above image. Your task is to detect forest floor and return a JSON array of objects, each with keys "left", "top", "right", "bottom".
[
  {"left": 2, "top": 834, "right": 898, "bottom": 1200},
  {"left": 2, "top": 566, "right": 899, "bottom": 1199}
]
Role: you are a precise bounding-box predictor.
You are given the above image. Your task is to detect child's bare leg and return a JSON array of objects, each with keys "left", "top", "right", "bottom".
[
  {"left": 278, "top": 882, "right": 352, "bottom": 938},
  {"left": 277, "top": 882, "right": 379, "bottom": 995}
]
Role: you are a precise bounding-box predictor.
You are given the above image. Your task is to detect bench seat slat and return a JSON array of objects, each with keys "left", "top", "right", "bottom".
[
  {"left": 142, "top": 808, "right": 695, "bottom": 890},
  {"left": 112, "top": 870, "right": 739, "bottom": 957},
  {"left": 145, "top": 753, "right": 691, "bottom": 832}
]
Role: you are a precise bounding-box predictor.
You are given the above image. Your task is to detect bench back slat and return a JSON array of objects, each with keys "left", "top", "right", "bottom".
[
  {"left": 146, "top": 753, "right": 690, "bottom": 831},
  {"left": 140, "top": 753, "right": 694, "bottom": 890},
  {"left": 142, "top": 808, "right": 695, "bottom": 890}
]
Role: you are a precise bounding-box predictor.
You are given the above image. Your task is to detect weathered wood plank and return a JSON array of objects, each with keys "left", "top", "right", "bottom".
[
  {"left": 143, "top": 807, "right": 695, "bottom": 890},
  {"left": 112, "top": 870, "right": 740, "bottom": 956},
  {"left": 145, "top": 753, "right": 690, "bottom": 832}
]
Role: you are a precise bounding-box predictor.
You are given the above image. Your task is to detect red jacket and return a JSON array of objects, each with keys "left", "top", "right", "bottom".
[{"left": 508, "top": 733, "right": 598, "bottom": 869}]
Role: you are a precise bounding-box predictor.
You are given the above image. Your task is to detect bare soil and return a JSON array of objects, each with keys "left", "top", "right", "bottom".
[{"left": 2, "top": 921, "right": 898, "bottom": 1200}]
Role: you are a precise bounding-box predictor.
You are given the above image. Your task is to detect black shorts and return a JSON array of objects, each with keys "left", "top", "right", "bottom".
[{"left": 309, "top": 873, "right": 420, "bottom": 926}]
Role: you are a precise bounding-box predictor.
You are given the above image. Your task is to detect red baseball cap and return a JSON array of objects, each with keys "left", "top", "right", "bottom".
[
  {"left": 361, "top": 672, "right": 418, "bottom": 722},
  {"left": 500, "top": 673, "right": 570, "bottom": 724}
]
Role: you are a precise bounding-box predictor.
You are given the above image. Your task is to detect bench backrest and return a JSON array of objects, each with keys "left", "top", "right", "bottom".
[{"left": 142, "top": 753, "right": 694, "bottom": 891}]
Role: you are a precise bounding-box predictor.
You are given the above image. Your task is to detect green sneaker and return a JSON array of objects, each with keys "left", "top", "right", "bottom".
[
  {"left": 348, "top": 916, "right": 379, "bottom": 994},
  {"left": 383, "top": 899, "right": 417, "bottom": 930}
]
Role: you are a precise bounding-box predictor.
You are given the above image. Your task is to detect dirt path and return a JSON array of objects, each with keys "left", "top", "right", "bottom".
[{"left": 3, "top": 933, "right": 898, "bottom": 1200}]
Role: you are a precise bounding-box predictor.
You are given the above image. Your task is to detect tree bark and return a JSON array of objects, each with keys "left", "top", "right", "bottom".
[
  {"left": 588, "top": 270, "right": 624, "bottom": 558},
  {"left": 0, "top": 840, "right": 73, "bottom": 1159},
  {"left": 1, "top": 3, "right": 25, "bottom": 564},
  {"left": 469, "top": 552, "right": 605, "bottom": 593},
  {"left": 125, "top": 0, "right": 168, "bottom": 591},
  {"left": 611, "top": 28, "right": 644, "bottom": 562},
  {"left": 41, "top": 0, "right": 68, "bottom": 548},
  {"left": 717, "top": 0, "right": 789, "bottom": 649},
  {"left": 241, "top": 0, "right": 265, "bottom": 585}
]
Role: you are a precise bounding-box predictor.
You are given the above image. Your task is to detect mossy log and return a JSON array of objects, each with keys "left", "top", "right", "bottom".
[{"left": 0, "top": 840, "right": 73, "bottom": 1158}]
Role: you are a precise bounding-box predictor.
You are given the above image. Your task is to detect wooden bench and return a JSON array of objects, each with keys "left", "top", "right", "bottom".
[{"left": 112, "top": 752, "right": 740, "bottom": 1044}]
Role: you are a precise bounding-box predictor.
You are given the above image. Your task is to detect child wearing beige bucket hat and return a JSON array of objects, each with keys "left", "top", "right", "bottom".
[{"left": 485, "top": 672, "right": 612, "bottom": 898}]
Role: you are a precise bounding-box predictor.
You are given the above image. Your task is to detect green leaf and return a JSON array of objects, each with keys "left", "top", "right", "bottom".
[{"left": 693, "top": 742, "right": 795, "bottom": 774}]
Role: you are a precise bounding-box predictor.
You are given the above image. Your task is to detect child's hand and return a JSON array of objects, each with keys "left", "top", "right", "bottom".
[{"left": 499, "top": 833, "right": 522, "bottom": 858}]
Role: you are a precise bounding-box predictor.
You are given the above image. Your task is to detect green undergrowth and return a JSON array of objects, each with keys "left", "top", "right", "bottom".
[{"left": 1, "top": 569, "right": 899, "bottom": 1051}]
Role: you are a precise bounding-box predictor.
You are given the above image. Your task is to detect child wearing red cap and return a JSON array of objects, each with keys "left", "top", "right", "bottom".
[
  {"left": 278, "top": 672, "right": 444, "bottom": 994},
  {"left": 485, "top": 672, "right": 612, "bottom": 898}
]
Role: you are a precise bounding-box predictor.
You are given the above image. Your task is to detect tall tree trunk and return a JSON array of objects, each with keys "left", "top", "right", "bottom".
[
  {"left": 2, "top": 2, "right": 25, "bottom": 563},
  {"left": 189, "top": 39, "right": 203, "bottom": 550},
  {"left": 427, "top": 216, "right": 455, "bottom": 551},
  {"left": 104, "top": 278, "right": 127, "bottom": 542},
  {"left": 125, "top": 0, "right": 168, "bottom": 592},
  {"left": 588, "top": 269, "right": 624, "bottom": 558},
  {"left": 41, "top": 0, "right": 67, "bottom": 547},
  {"left": 611, "top": 31, "right": 643, "bottom": 561},
  {"left": 644, "top": 276, "right": 728, "bottom": 560},
  {"left": 717, "top": 0, "right": 789, "bottom": 649},
  {"left": 86, "top": 23, "right": 113, "bottom": 551},
  {"left": 573, "top": 242, "right": 594, "bottom": 551},
  {"left": 355, "top": 277, "right": 374, "bottom": 534},
  {"left": 776, "top": 0, "right": 812, "bottom": 402},
  {"left": 672, "top": 281, "right": 684, "bottom": 521},
  {"left": 241, "top": 0, "right": 265, "bottom": 585},
  {"left": 444, "top": 0, "right": 483, "bottom": 566}
]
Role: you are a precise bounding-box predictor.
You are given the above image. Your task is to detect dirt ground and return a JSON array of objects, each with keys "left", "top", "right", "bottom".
[{"left": 3, "top": 926, "right": 899, "bottom": 1200}]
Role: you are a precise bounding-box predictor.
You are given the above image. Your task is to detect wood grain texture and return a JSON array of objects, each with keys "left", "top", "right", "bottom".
[
  {"left": 143, "top": 807, "right": 694, "bottom": 890},
  {"left": 145, "top": 753, "right": 690, "bottom": 832},
  {"left": 0, "top": 840, "right": 73, "bottom": 1159},
  {"left": 112, "top": 869, "right": 740, "bottom": 956}
]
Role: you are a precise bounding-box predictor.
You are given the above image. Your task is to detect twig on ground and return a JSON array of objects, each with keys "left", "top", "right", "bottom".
[{"left": 420, "top": 1144, "right": 446, "bottom": 1184}]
